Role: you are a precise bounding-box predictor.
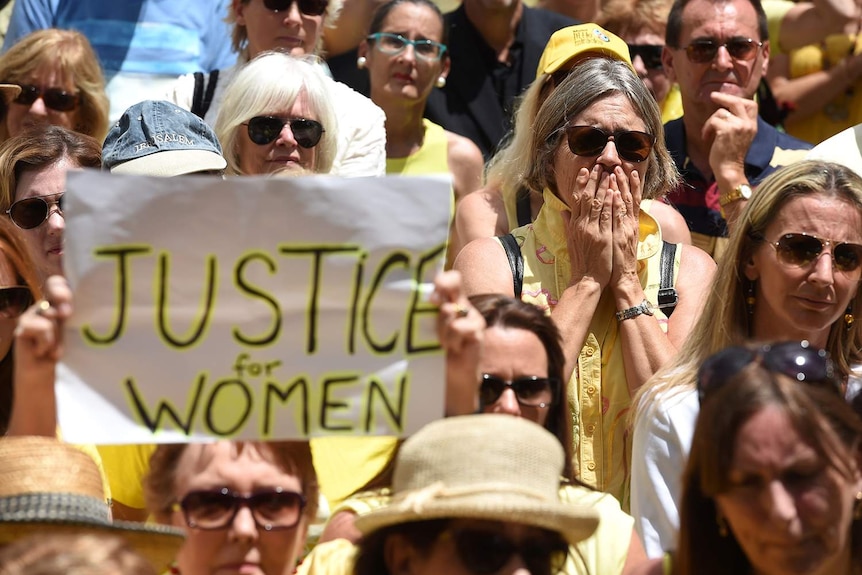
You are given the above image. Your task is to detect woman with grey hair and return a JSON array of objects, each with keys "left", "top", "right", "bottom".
[
  {"left": 214, "top": 51, "right": 337, "bottom": 175},
  {"left": 454, "top": 57, "right": 715, "bottom": 502}
]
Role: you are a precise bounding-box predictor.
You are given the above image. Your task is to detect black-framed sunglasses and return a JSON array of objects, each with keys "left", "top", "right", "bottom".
[
  {"left": 697, "top": 341, "right": 842, "bottom": 405},
  {"left": 366, "top": 32, "right": 447, "bottom": 61},
  {"left": 628, "top": 44, "right": 664, "bottom": 70},
  {"left": 441, "top": 527, "right": 569, "bottom": 575},
  {"left": 682, "top": 36, "right": 762, "bottom": 64},
  {"left": 0, "top": 286, "right": 32, "bottom": 319},
  {"left": 6, "top": 193, "right": 63, "bottom": 229},
  {"left": 759, "top": 232, "right": 862, "bottom": 274},
  {"left": 11, "top": 84, "right": 80, "bottom": 112},
  {"left": 262, "top": 0, "right": 328, "bottom": 16},
  {"left": 244, "top": 116, "right": 325, "bottom": 148},
  {"left": 174, "top": 487, "right": 306, "bottom": 531},
  {"left": 480, "top": 374, "right": 557, "bottom": 408},
  {"left": 561, "top": 125, "right": 656, "bottom": 163}
]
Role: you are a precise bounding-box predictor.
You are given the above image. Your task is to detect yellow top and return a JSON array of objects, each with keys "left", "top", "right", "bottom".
[
  {"left": 508, "top": 189, "right": 678, "bottom": 504},
  {"left": 385, "top": 119, "right": 449, "bottom": 175}
]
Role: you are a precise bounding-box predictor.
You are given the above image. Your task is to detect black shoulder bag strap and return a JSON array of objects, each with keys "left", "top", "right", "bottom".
[
  {"left": 515, "top": 188, "right": 532, "bottom": 226},
  {"left": 191, "top": 70, "right": 220, "bottom": 119},
  {"left": 498, "top": 233, "right": 524, "bottom": 297},
  {"left": 657, "top": 240, "right": 679, "bottom": 317}
]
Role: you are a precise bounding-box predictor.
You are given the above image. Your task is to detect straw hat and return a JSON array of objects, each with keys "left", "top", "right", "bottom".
[
  {"left": 537, "top": 23, "right": 635, "bottom": 78},
  {"left": 0, "top": 437, "right": 184, "bottom": 571},
  {"left": 354, "top": 414, "right": 599, "bottom": 545}
]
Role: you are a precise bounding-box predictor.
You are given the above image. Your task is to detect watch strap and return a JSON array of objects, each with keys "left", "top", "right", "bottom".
[{"left": 615, "top": 299, "right": 653, "bottom": 321}]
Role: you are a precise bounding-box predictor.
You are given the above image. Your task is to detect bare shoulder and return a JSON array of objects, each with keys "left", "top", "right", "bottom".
[
  {"left": 648, "top": 200, "right": 692, "bottom": 245},
  {"left": 453, "top": 236, "right": 514, "bottom": 297},
  {"left": 445, "top": 130, "right": 484, "bottom": 167}
]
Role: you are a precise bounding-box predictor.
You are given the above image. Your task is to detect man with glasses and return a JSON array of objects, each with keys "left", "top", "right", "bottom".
[{"left": 661, "top": 0, "right": 810, "bottom": 260}]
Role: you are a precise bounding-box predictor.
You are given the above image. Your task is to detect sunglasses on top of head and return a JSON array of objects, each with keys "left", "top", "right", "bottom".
[
  {"left": 441, "top": 526, "right": 570, "bottom": 575},
  {"left": 628, "top": 44, "right": 664, "bottom": 70},
  {"left": 559, "top": 125, "right": 656, "bottom": 163},
  {"left": 244, "top": 116, "right": 325, "bottom": 149},
  {"left": 11, "top": 84, "right": 80, "bottom": 112},
  {"left": 696, "top": 341, "right": 842, "bottom": 405},
  {"left": 262, "top": 0, "right": 328, "bottom": 16},
  {"left": 752, "top": 232, "right": 862, "bottom": 274},
  {"left": 6, "top": 193, "right": 63, "bottom": 230},
  {"left": 681, "top": 36, "right": 762, "bottom": 64}
]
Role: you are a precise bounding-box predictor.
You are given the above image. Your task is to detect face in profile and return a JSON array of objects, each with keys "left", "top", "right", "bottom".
[
  {"left": 361, "top": 1, "right": 449, "bottom": 106},
  {"left": 5, "top": 62, "right": 81, "bottom": 138},
  {"left": 169, "top": 442, "right": 310, "bottom": 575},
  {"left": 715, "top": 404, "right": 862, "bottom": 575},
  {"left": 236, "top": 90, "right": 321, "bottom": 175},
  {"left": 11, "top": 157, "right": 71, "bottom": 282}
]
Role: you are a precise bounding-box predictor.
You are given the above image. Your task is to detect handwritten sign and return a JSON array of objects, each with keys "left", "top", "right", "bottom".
[{"left": 56, "top": 171, "right": 451, "bottom": 444}]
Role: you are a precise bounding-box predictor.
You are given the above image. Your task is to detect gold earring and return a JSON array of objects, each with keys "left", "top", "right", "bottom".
[
  {"left": 717, "top": 514, "right": 729, "bottom": 537},
  {"left": 845, "top": 305, "right": 855, "bottom": 330},
  {"left": 357, "top": 56, "right": 367, "bottom": 69},
  {"left": 435, "top": 76, "right": 446, "bottom": 88}
]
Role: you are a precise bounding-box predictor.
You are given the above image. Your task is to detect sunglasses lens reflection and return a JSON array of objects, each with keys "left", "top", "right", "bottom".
[
  {"left": 247, "top": 117, "right": 324, "bottom": 148},
  {"left": 13, "top": 84, "right": 78, "bottom": 111},
  {"left": 0, "top": 287, "right": 32, "bottom": 318},
  {"left": 9, "top": 198, "right": 49, "bottom": 229},
  {"left": 565, "top": 126, "right": 654, "bottom": 162},
  {"left": 777, "top": 233, "right": 862, "bottom": 272}
]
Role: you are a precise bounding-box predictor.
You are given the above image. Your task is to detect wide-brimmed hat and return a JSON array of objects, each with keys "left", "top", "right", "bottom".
[
  {"left": 0, "top": 437, "right": 184, "bottom": 571},
  {"left": 537, "top": 23, "right": 635, "bottom": 78},
  {"left": 0, "top": 84, "right": 21, "bottom": 104},
  {"left": 354, "top": 414, "right": 599, "bottom": 545},
  {"left": 102, "top": 99, "right": 227, "bottom": 177}
]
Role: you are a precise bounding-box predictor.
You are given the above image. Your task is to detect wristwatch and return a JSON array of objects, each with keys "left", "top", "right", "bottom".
[
  {"left": 719, "top": 182, "right": 753, "bottom": 207},
  {"left": 616, "top": 299, "right": 654, "bottom": 322}
]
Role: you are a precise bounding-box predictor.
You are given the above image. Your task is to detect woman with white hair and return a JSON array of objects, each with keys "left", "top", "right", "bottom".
[
  {"left": 166, "top": 0, "right": 385, "bottom": 177},
  {"left": 214, "top": 52, "right": 337, "bottom": 175}
]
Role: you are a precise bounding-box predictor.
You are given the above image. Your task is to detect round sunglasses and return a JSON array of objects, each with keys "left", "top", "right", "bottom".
[
  {"left": 0, "top": 286, "right": 33, "bottom": 319},
  {"left": 681, "top": 36, "right": 762, "bottom": 64},
  {"left": 262, "top": 0, "right": 328, "bottom": 16},
  {"left": 6, "top": 193, "right": 63, "bottom": 230},
  {"left": 366, "top": 32, "right": 447, "bottom": 61},
  {"left": 480, "top": 374, "right": 557, "bottom": 408},
  {"left": 561, "top": 125, "right": 656, "bottom": 163},
  {"left": 441, "top": 527, "right": 569, "bottom": 575},
  {"left": 11, "top": 84, "right": 80, "bottom": 112},
  {"left": 244, "top": 116, "right": 325, "bottom": 149},
  {"left": 174, "top": 487, "right": 306, "bottom": 531},
  {"left": 765, "top": 232, "right": 862, "bottom": 274}
]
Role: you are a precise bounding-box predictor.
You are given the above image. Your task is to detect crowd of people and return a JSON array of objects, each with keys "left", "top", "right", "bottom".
[{"left": 0, "top": 0, "right": 861, "bottom": 574}]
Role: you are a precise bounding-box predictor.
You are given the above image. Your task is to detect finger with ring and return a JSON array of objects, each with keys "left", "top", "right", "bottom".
[
  {"left": 36, "top": 300, "right": 51, "bottom": 316},
  {"left": 454, "top": 305, "right": 469, "bottom": 318}
]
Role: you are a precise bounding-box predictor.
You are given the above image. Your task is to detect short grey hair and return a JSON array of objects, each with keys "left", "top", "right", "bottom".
[
  {"left": 214, "top": 52, "right": 337, "bottom": 175},
  {"left": 524, "top": 57, "right": 679, "bottom": 200}
]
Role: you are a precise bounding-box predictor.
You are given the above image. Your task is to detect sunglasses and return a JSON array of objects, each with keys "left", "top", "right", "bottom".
[
  {"left": 562, "top": 125, "right": 656, "bottom": 163},
  {"left": 244, "top": 116, "right": 325, "bottom": 148},
  {"left": 366, "top": 32, "right": 447, "bottom": 61},
  {"left": 480, "top": 374, "right": 557, "bottom": 408},
  {"left": 764, "top": 232, "right": 862, "bottom": 274},
  {"left": 628, "top": 44, "right": 664, "bottom": 70},
  {"left": 11, "top": 84, "right": 80, "bottom": 112},
  {"left": 442, "top": 527, "right": 569, "bottom": 575},
  {"left": 697, "top": 341, "right": 842, "bottom": 405},
  {"left": 262, "top": 0, "right": 328, "bottom": 16},
  {"left": 175, "top": 487, "right": 306, "bottom": 531},
  {"left": 0, "top": 286, "right": 33, "bottom": 319},
  {"left": 682, "top": 36, "right": 762, "bottom": 64},
  {"left": 6, "top": 193, "right": 63, "bottom": 230}
]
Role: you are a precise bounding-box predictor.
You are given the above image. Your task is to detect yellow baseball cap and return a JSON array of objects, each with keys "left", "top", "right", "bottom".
[{"left": 537, "top": 23, "right": 634, "bottom": 78}]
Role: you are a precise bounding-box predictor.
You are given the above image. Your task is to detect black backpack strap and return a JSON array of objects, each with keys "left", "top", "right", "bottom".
[
  {"left": 515, "top": 188, "right": 532, "bottom": 226},
  {"left": 191, "top": 70, "right": 220, "bottom": 119},
  {"left": 657, "top": 241, "right": 679, "bottom": 317},
  {"left": 498, "top": 233, "right": 524, "bottom": 297}
]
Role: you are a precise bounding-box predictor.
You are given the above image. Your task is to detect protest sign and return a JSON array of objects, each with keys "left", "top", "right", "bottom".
[{"left": 56, "top": 171, "right": 451, "bottom": 444}]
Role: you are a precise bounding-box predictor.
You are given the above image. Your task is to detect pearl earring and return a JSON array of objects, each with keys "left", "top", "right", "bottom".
[
  {"left": 435, "top": 76, "right": 446, "bottom": 88},
  {"left": 357, "top": 56, "right": 367, "bottom": 69}
]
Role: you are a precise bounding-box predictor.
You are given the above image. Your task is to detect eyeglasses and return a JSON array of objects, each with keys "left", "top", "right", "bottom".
[
  {"left": 480, "top": 374, "right": 557, "bottom": 408},
  {"left": 697, "top": 341, "right": 842, "bottom": 405},
  {"left": 262, "top": 0, "right": 328, "bottom": 16},
  {"left": 628, "top": 44, "right": 664, "bottom": 70},
  {"left": 6, "top": 193, "right": 63, "bottom": 229},
  {"left": 765, "top": 232, "right": 862, "bottom": 274},
  {"left": 175, "top": 487, "right": 306, "bottom": 531},
  {"left": 441, "top": 527, "right": 569, "bottom": 575},
  {"left": 0, "top": 286, "right": 32, "bottom": 318},
  {"left": 366, "top": 32, "right": 447, "bottom": 61},
  {"left": 11, "top": 84, "right": 80, "bottom": 112},
  {"left": 244, "top": 116, "right": 325, "bottom": 148},
  {"left": 561, "top": 125, "right": 656, "bottom": 163},
  {"left": 681, "top": 36, "right": 762, "bottom": 64}
]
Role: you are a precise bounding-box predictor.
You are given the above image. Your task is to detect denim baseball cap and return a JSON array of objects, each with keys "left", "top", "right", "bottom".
[{"left": 102, "top": 100, "right": 227, "bottom": 177}]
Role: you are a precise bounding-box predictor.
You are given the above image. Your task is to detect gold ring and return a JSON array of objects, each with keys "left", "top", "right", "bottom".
[
  {"left": 36, "top": 300, "right": 51, "bottom": 316},
  {"left": 454, "top": 305, "right": 469, "bottom": 318}
]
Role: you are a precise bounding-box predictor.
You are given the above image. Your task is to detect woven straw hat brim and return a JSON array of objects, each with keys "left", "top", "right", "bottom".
[
  {"left": 354, "top": 496, "right": 599, "bottom": 546},
  {"left": 0, "top": 521, "right": 184, "bottom": 571}
]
